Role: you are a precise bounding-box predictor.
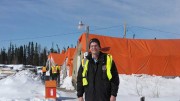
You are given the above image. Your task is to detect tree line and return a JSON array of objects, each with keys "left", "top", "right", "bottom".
[
  {"left": 0, "top": 42, "right": 48, "bottom": 66},
  {"left": 0, "top": 42, "right": 75, "bottom": 66}
]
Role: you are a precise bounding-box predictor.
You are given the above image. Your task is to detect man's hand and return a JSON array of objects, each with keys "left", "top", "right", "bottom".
[
  {"left": 110, "top": 95, "right": 116, "bottom": 101},
  {"left": 78, "top": 97, "right": 84, "bottom": 101}
]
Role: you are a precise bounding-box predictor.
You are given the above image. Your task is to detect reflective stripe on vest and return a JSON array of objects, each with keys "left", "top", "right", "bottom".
[
  {"left": 81, "top": 59, "right": 85, "bottom": 67},
  {"left": 82, "top": 54, "right": 113, "bottom": 86},
  {"left": 56, "top": 66, "right": 60, "bottom": 72},
  {"left": 82, "top": 59, "right": 89, "bottom": 86},
  {"left": 52, "top": 66, "right": 57, "bottom": 74},
  {"left": 57, "top": 66, "right": 61, "bottom": 70},
  {"left": 106, "top": 54, "right": 112, "bottom": 80},
  {"left": 42, "top": 66, "right": 46, "bottom": 72}
]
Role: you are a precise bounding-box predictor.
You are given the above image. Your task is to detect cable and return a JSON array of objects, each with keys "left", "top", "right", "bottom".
[
  {"left": 90, "top": 25, "right": 123, "bottom": 31},
  {"left": 0, "top": 31, "right": 81, "bottom": 42},
  {"left": 1, "top": 24, "right": 179, "bottom": 42},
  {"left": 0, "top": 25, "right": 124, "bottom": 42},
  {"left": 128, "top": 25, "right": 180, "bottom": 36}
]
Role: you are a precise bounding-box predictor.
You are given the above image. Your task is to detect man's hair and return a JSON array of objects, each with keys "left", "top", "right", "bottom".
[{"left": 89, "top": 38, "right": 101, "bottom": 48}]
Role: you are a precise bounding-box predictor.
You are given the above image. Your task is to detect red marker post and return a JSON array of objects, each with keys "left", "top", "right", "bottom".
[{"left": 45, "top": 80, "right": 57, "bottom": 99}]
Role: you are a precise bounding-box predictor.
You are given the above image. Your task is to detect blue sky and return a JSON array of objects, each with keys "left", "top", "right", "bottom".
[{"left": 1, "top": 0, "right": 180, "bottom": 51}]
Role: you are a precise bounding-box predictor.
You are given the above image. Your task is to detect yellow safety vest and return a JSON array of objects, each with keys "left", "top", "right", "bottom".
[
  {"left": 42, "top": 66, "right": 46, "bottom": 72},
  {"left": 52, "top": 66, "right": 57, "bottom": 74},
  {"left": 82, "top": 54, "right": 113, "bottom": 86},
  {"left": 57, "top": 66, "right": 61, "bottom": 71}
]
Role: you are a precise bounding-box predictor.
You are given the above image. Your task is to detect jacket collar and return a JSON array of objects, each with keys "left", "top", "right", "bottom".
[{"left": 86, "top": 51, "right": 105, "bottom": 63}]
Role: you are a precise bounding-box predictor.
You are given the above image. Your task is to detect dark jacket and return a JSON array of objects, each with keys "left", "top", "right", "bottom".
[{"left": 77, "top": 52, "right": 119, "bottom": 101}]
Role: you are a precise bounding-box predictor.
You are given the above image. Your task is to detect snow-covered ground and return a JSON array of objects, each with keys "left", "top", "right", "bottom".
[
  {"left": 0, "top": 69, "right": 180, "bottom": 101},
  {"left": 118, "top": 74, "right": 180, "bottom": 101},
  {"left": 0, "top": 70, "right": 77, "bottom": 101}
]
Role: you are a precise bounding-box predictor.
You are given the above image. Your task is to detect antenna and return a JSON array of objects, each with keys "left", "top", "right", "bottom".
[{"left": 123, "top": 22, "right": 126, "bottom": 38}]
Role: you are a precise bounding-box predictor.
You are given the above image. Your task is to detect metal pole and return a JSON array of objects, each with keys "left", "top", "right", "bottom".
[
  {"left": 140, "top": 96, "right": 145, "bottom": 101},
  {"left": 86, "top": 26, "right": 89, "bottom": 52},
  {"left": 123, "top": 22, "right": 126, "bottom": 38}
]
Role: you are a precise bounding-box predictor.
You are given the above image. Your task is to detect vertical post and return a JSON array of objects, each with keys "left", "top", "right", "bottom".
[
  {"left": 140, "top": 96, "right": 145, "bottom": 101},
  {"left": 133, "top": 34, "right": 135, "bottom": 39},
  {"left": 86, "top": 26, "right": 89, "bottom": 52},
  {"left": 123, "top": 22, "right": 126, "bottom": 38}
]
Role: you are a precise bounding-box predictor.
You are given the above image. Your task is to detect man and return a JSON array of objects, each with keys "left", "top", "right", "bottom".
[
  {"left": 77, "top": 38, "right": 119, "bottom": 101},
  {"left": 41, "top": 66, "right": 47, "bottom": 81},
  {"left": 57, "top": 65, "right": 61, "bottom": 87},
  {"left": 50, "top": 64, "right": 58, "bottom": 81}
]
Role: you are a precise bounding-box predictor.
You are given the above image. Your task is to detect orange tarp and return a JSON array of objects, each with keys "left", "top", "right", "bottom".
[
  {"left": 78, "top": 33, "right": 180, "bottom": 76},
  {"left": 65, "top": 48, "right": 76, "bottom": 76},
  {"left": 48, "top": 49, "right": 75, "bottom": 76},
  {"left": 65, "top": 48, "right": 76, "bottom": 66},
  {"left": 48, "top": 53, "right": 65, "bottom": 66}
]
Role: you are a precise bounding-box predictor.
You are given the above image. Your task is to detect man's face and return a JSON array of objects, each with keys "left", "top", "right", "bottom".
[{"left": 89, "top": 42, "right": 100, "bottom": 54}]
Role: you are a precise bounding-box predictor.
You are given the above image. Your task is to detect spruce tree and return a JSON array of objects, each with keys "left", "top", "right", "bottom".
[{"left": 34, "top": 43, "right": 39, "bottom": 65}]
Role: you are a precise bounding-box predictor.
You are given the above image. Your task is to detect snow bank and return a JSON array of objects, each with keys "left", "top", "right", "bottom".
[
  {"left": 0, "top": 69, "right": 180, "bottom": 101},
  {"left": 60, "top": 76, "right": 75, "bottom": 90},
  {"left": 0, "top": 70, "right": 45, "bottom": 100},
  {"left": 118, "top": 74, "right": 180, "bottom": 98}
]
